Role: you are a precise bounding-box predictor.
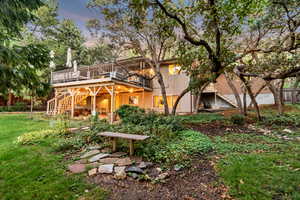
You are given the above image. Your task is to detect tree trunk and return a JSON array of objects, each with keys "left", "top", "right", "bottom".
[
  {"left": 243, "top": 87, "right": 247, "bottom": 116},
  {"left": 248, "top": 83, "right": 266, "bottom": 108},
  {"left": 171, "top": 87, "right": 190, "bottom": 115},
  {"left": 266, "top": 81, "right": 279, "bottom": 106},
  {"left": 155, "top": 67, "right": 169, "bottom": 115},
  {"left": 193, "top": 92, "right": 200, "bottom": 114},
  {"left": 240, "top": 76, "right": 261, "bottom": 120},
  {"left": 7, "top": 92, "right": 13, "bottom": 106},
  {"left": 224, "top": 72, "right": 243, "bottom": 114},
  {"left": 279, "top": 79, "right": 285, "bottom": 106},
  {"left": 30, "top": 96, "right": 34, "bottom": 113}
]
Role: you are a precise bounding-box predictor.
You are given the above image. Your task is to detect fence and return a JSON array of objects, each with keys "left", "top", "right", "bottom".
[{"left": 282, "top": 88, "right": 300, "bottom": 103}]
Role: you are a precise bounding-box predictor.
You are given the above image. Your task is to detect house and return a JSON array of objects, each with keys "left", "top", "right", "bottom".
[{"left": 47, "top": 57, "right": 274, "bottom": 122}]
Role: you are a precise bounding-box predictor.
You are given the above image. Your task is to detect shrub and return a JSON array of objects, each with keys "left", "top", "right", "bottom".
[
  {"left": 52, "top": 136, "right": 86, "bottom": 152},
  {"left": 230, "top": 114, "right": 245, "bottom": 125},
  {"left": 116, "top": 105, "right": 146, "bottom": 124},
  {"left": 55, "top": 114, "right": 71, "bottom": 135},
  {"left": 262, "top": 114, "right": 300, "bottom": 127},
  {"left": 16, "top": 129, "right": 58, "bottom": 145},
  {"left": 14, "top": 102, "right": 27, "bottom": 111},
  {"left": 0, "top": 102, "right": 27, "bottom": 112},
  {"left": 143, "top": 130, "right": 213, "bottom": 165}
]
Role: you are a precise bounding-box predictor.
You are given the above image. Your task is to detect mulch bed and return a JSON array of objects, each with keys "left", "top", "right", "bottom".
[
  {"left": 88, "top": 158, "right": 228, "bottom": 200},
  {"left": 187, "top": 121, "right": 253, "bottom": 137}
]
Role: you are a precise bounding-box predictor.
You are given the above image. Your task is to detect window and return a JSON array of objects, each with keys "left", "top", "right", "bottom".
[
  {"left": 153, "top": 95, "right": 178, "bottom": 108},
  {"left": 129, "top": 96, "right": 139, "bottom": 105},
  {"left": 168, "top": 64, "right": 181, "bottom": 75}
]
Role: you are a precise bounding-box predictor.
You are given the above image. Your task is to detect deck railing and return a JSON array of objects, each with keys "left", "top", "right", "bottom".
[{"left": 51, "top": 67, "right": 152, "bottom": 89}]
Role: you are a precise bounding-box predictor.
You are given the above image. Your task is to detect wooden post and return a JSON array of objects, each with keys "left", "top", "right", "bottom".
[
  {"left": 110, "top": 86, "right": 115, "bottom": 124},
  {"left": 129, "top": 139, "right": 134, "bottom": 156},
  {"left": 92, "top": 95, "right": 96, "bottom": 115},
  {"left": 71, "top": 94, "right": 75, "bottom": 118},
  {"left": 112, "top": 138, "right": 117, "bottom": 152},
  {"left": 143, "top": 89, "right": 145, "bottom": 109}
]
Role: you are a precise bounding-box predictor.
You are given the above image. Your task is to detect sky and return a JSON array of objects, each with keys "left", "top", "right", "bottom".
[{"left": 57, "top": 0, "right": 100, "bottom": 37}]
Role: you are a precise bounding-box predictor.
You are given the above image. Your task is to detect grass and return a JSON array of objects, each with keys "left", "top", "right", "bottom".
[
  {"left": 214, "top": 133, "right": 300, "bottom": 200},
  {"left": 0, "top": 114, "right": 107, "bottom": 200}
]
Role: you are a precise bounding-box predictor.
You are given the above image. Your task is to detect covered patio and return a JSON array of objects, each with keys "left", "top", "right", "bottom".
[{"left": 47, "top": 79, "right": 152, "bottom": 123}]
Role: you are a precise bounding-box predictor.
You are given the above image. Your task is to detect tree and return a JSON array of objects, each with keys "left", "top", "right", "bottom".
[
  {"left": 88, "top": 0, "right": 176, "bottom": 114},
  {"left": 148, "top": 0, "right": 300, "bottom": 119},
  {"left": 0, "top": 0, "right": 50, "bottom": 101},
  {"left": 86, "top": 18, "right": 101, "bottom": 37}
]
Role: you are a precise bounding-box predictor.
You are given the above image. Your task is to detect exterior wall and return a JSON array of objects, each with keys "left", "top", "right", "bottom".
[
  {"left": 215, "top": 74, "right": 271, "bottom": 95},
  {"left": 224, "top": 93, "right": 274, "bottom": 107},
  {"left": 151, "top": 65, "right": 192, "bottom": 113}
]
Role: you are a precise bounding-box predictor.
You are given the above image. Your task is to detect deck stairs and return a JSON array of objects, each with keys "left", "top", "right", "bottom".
[
  {"left": 47, "top": 93, "right": 89, "bottom": 115},
  {"left": 216, "top": 93, "right": 238, "bottom": 108}
]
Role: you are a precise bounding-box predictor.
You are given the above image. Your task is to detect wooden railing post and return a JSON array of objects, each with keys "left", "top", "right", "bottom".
[{"left": 110, "top": 86, "right": 115, "bottom": 124}]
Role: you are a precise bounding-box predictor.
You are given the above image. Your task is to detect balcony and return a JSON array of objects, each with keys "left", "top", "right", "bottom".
[{"left": 51, "top": 63, "right": 152, "bottom": 89}]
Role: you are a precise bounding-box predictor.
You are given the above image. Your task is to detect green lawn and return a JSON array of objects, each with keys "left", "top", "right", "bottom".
[
  {"left": 0, "top": 114, "right": 106, "bottom": 200},
  {"left": 215, "top": 133, "right": 300, "bottom": 200}
]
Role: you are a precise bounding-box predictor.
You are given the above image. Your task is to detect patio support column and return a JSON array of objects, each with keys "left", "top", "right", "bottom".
[
  {"left": 88, "top": 86, "right": 102, "bottom": 116},
  {"left": 92, "top": 95, "right": 96, "bottom": 115},
  {"left": 71, "top": 94, "right": 75, "bottom": 118},
  {"left": 110, "top": 85, "right": 115, "bottom": 124}
]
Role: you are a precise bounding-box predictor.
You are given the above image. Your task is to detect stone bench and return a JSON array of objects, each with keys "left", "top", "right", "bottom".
[{"left": 97, "top": 132, "right": 150, "bottom": 156}]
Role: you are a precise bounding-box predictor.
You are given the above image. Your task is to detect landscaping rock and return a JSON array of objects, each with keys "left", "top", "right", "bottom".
[
  {"left": 80, "top": 150, "right": 100, "bottom": 159},
  {"left": 98, "top": 158, "right": 119, "bottom": 164},
  {"left": 88, "top": 168, "right": 97, "bottom": 176},
  {"left": 68, "top": 164, "right": 86, "bottom": 173},
  {"left": 138, "top": 162, "right": 153, "bottom": 169},
  {"left": 156, "top": 167, "right": 162, "bottom": 173},
  {"left": 81, "top": 126, "right": 90, "bottom": 130},
  {"left": 101, "top": 148, "right": 111, "bottom": 153},
  {"left": 87, "top": 145, "right": 102, "bottom": 150},
  {"left": 115, "top": 157, "right": 132, "bottom": 166},
  {"left": 125, "top": 166, "right": 143, "bottom": 174},
  {"left": 283, "top": 129, "right": 293, "bottom": 134},
  {"left": 155, "top": 172, "right": 169, "bottom": 181},
  {"left": 174, "top": 165, "right": 183, "bottom": 171},
  {"left": 114, "top": 166, "right": 126, "bottom": 174},
  {"left": 296, "top": 137, "right": 300, "bottom": 142},
  {"left": 114, "top": 168, "right": 127, "bottom": 180},
  {"left": 88, "top": 153, "right": 109, "bottom": 163},
  {"left": 75, "top": 159, "right": 88, "bottom": 164},
  {"left": 110, "top": 152, "right": 127, "bottom": 158},
  {"left": 86, "top": 162, "right": 102, "bottom": 168},
  {"left": 98, "top": 164, "right": 114, "bottom": 174},
  {"left": 128, "top": 172, "right": 139, "bottom": 179}
]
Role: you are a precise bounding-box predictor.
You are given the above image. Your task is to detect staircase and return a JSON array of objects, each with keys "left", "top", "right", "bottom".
[
  {"left": 47, "top": 93, "right": 89, "bottom": 115},
  {"left": 216, "top": 93, "right": 238, "bottom": 108}
]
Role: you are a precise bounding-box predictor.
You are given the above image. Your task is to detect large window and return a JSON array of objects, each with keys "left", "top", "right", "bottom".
[
  {"left": 153, "top": 95, "right": 178, "bottom": 108},
  {"left": 168, "top": 64, "right": 181, "bottom": 75}
]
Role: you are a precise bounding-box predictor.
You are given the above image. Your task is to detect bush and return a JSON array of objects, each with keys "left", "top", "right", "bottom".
[
  {"left": 116, "top": 105, "right": 146, "bottom": 124},
  {"left": 52, "top": 136, "right": 86, "bottom": 152},
  {"left": 142, "top": 130, "right": 213, "bottom": 165},
  {"left": 262, "top": 114, "right": 300, "bottom": 127},
  {"left": 0, "top": 102, "right": 27, "bottom": 112},
  {"left": 55, "top": 114, "right": 71, "bottom": 135},
  {"left": 16, "top": 129, "right": 58, "bottom": 145},
  {"left": 230, "top": 114, "right": 245, "bottom": 125}
]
